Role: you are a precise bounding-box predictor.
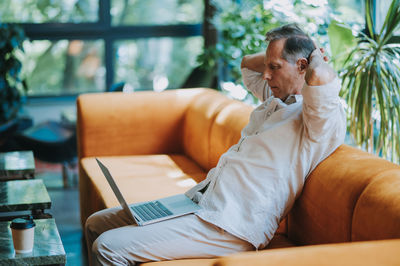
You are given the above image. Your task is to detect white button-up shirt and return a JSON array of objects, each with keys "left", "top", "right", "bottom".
[{"left": 185, "top": 68, "right": 346, "bottom": 249}]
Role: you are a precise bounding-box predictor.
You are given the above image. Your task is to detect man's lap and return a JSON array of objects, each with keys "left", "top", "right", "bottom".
[{"left": 86, "top": 207, "right": 253, "bottom": 265}]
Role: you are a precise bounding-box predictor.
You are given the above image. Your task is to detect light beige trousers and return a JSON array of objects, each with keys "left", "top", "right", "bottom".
[{"left": 85, "top": 206, "right": 253, "bottom": 266}]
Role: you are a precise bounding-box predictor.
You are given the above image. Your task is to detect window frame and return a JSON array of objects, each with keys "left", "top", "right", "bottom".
[{"left": 19, "top": 0, "right": 203, "bottom": 97}]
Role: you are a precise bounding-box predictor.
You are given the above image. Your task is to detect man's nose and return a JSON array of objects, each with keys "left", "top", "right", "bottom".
[{"left": 262, "top": 69, "right": 271, "bottom": 81}]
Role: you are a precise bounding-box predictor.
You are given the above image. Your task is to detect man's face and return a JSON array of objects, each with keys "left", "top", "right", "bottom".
[{"left": 262, "top": 39, "right": 305, "bottom": 101}]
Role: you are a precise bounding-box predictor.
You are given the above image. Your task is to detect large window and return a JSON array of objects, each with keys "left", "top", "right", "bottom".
[
  {"left": 0, "top": 0, "right": 204, "bottom": 97},
  {"left": 111, "top": 0, "right": 204, "bottom": 25},
  {"left": 20, "top": 40, "right": 105, "bottom": 95},
  {"left": 0, "top": 0, "right": 99, "bottom": 23},
  {"left": 114, "top": 37, "right": 203, "bottom": 91}
]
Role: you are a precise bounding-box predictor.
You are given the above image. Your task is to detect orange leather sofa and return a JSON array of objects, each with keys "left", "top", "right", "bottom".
[{"left": 77, "top": 88, "right": 400, "bottom": 265}]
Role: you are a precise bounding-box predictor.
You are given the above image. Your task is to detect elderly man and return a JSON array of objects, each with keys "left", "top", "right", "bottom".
[{"left": 85, "top": 23, "right": 346, "bottom": 265}]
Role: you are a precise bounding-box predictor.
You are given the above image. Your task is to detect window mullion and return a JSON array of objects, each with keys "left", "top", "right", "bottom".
[{"left": 99, "top": 0, "right": 113, "bottom": 91}]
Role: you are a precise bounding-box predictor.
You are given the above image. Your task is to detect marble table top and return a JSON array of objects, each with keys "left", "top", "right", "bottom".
[
  {"left": 0, "top": 180, "right": 51, "bottom": 212},
  {"left": 0, "top": 151, "right": 35, "bottom": 180},
  {"left": 0, "top": 218, "right": 66, "bottom": 265}
]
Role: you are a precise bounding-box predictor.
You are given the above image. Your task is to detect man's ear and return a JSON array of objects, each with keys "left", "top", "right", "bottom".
[{"left": 297, "top": 58, "right": 308, "bottom": 74}]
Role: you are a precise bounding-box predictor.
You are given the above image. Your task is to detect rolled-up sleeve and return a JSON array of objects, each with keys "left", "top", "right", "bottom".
[
  {"left": 241, "top": 68, "right": 270, "bottom": 102},
  {"left": 301, "top": 78, "right": 345, "bottom": 142}
]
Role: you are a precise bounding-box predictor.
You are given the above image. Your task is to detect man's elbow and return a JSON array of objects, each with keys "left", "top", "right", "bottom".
[
  {"left": 241, "top": 55, "right": 249, "bottom": 69},
  {"left": 306, "top": 68, "right": 336, "bottom": 86}
]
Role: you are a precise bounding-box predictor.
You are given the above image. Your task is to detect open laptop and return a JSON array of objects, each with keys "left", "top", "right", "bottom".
[{"left": 96, "top": 158, "right": 201, "bottom": 226}]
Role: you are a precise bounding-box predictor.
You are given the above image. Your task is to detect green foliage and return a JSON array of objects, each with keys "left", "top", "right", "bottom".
[
  {"left": 198, "top": 0, "right": 334, "bottom": 88},
  {"left": 327, "top": 20, "right": 357, "bottom": 71},
  {"left": 0, "top": 23, "right": 27, "bottom": 124},
  {"left": 199, "top": 3, "right": 279, "bottom": 84},
  {"left": 339, "top": 0, "right": 400, "bottom": 163},
  {"left": 0, "top": 0, "right": 97, "bottom": 23}
]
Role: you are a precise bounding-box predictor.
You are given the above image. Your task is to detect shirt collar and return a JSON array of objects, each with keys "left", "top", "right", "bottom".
[{"left": 284, "top": 94, "right": 302, "bottom": 105}]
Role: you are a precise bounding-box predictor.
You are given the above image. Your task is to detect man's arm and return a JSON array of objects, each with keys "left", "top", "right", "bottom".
[
  {"left": 241, "top": 52, "right": 270, "bottom": 102},
  {"left": 241, "top": 52, "right": 265, "bottom": 73},
  {"left": 301, "top": 48, "right": 346, "bottom": 143}
]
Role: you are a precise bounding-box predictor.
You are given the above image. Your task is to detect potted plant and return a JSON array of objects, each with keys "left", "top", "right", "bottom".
[
  {"left": 334, "top": 0, "right": 400, "bottom": 163},
  {"left": 0, "top": 23, "right": 27, "bottom": 142}
]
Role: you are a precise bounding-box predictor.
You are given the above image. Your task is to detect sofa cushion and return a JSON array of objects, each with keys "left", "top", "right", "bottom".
[
  {"left": 352, "top": 170, "right": 400, "bottom": 241},
  {"left": 288, "top": 145, "right": 400, "bottom": 245},
  {"left": 213, "top": 239, "right": 400, "bottom": 266},
  {"left": 81, "top": 155, "right": 207, "bottom": 210},
  {"left": 208, "top": 101, "right": 253, "bottom": 169},
  {"left": 183, "top": 89, "right": 234, "bottom": 171},
  {"left": 264, "top": 233, "right": 296, "bottom": 249},
  {"left": 77, "top": 89, "right": 203, "bottom": 158}
]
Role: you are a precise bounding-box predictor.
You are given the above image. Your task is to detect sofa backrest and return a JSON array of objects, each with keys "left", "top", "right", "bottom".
[
  {"left": 77, "top": 89, "right": 202, "bottom": 158},
  {"left": 288, "top": 144, "right": 400, "bottom": 245},
  {"left": 182, "top": 89, "right": 252, "bottom": 171},
  {"left": 208, "top": 101, "right": 253, "bottom": 168}
]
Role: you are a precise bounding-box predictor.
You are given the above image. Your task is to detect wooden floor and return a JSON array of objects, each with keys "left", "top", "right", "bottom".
[{"left": 36, "top": 160, "right": 88, "bottom": 266}]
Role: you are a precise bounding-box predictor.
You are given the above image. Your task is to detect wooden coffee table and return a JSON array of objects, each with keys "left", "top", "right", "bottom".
[{"left": 0, "top": 218, "right": 66, "bottom": 265}]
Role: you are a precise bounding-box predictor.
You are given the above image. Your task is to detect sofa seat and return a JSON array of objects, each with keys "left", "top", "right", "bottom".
[
  {"left": 81, "top": 155, "right": 207, "bottom": 209},
  {"left": 212, "top": 239, "right": 400, "bottom": 266}
]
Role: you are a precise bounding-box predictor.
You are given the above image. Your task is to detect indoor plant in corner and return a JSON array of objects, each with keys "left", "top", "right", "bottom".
[
  {"left": 0, "top": 23, "right": 27, "bottom": 145},
  {"left": 335, "top": 0, "right": 400, "bottom": 163}
]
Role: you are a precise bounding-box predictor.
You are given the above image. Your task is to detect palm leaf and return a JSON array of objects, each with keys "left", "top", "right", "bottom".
[
  {"left": 339, "top": 0, "right": 400, "bottom": 163},
  {"left": 365, "top": 0, "right": 376, "bottom": 40},
  {"left": 380, "top": 0, "right": 400, "bottom": 45}
]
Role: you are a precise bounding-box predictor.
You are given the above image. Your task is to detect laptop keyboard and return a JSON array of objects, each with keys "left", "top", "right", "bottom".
[{"left": 132, "top": 201, "right": 173, "bottom": 222}]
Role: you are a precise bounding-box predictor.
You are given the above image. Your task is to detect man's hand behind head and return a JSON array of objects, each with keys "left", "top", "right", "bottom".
[{"left": 305, "top": 47, "right": 336, "bottom": 86}]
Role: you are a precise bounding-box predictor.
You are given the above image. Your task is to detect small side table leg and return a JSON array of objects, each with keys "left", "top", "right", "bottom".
[
  {"left": 31, "top": 209, "right": 52, "bottom": 219},
  {"left": 62, "top": 163, "right": 69, "bottom": 188}
]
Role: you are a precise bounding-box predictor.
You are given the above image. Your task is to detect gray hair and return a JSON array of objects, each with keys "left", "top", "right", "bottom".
[{"left": 265, "top": 24, "right": 315, "bottom": 64}]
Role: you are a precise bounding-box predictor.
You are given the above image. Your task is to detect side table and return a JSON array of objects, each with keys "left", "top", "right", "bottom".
[
  {"left": 0, "top": 179, "right": 51, "bottom": 221},
  {"left": 0, "top": 151, "right": 35, "bottom": 181},
  {"left": 0, "top": 218, "right": 66, "bottom": 265}
]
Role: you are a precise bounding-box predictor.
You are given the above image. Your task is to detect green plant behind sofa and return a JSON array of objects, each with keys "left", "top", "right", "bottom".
[{"left": 335, "top": 0, "right": 400, "bottom": 163}]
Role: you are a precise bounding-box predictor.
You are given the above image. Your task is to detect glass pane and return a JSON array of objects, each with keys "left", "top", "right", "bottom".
[
  {"left": 328, "top": 0, "right": 364, "bottom": 25},
  {"left": 0, "top": 0, "right": 98, "bottom": 23},
  {"left": 111, "top": 0, "right": 204, "bottom": 25},
  {"left": 114, "top": 37, "right": 203, "bottom": 91},
  {"left": 20, "top": 40, "right": 105, "bottom": 96}
]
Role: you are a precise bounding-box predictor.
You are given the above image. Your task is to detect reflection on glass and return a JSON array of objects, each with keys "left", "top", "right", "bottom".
[
  {"left": 114, "top": 37, "right": 203, "bottom": 91},
  {"left": 0, "top": 0, "right": 98, "bottom": 23},
  {"left": 111, "top": 0, "right": 204, "bottom": 25},
  {"left": 328, "top": 0, "right": 364, "bottom": 25},
  {"left": 20, "top": 40, "right": 105, "bottom": 96}
]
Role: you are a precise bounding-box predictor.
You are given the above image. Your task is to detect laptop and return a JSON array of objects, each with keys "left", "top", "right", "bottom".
[{"left": 96, "top": 158, "right": 201, "bottom": 226}]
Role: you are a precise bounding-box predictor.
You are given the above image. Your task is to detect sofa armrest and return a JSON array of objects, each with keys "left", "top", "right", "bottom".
[
  {"left": 77, "top": 89, "right": 204, "bottom": 158},
  {"left": 214, "top": 239, "right": 400, "bottom": 266}
]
